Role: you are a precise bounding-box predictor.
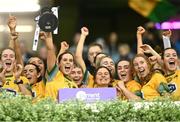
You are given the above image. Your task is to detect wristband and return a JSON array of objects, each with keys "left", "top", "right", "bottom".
[{"left": 14, "top": 80, "right": 23, "bottom": 85}]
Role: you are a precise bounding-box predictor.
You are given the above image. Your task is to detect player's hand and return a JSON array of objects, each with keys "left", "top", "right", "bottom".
[
  {"left": 14, "top": 64, "right": 23, "bottom": 80},
  {"left": 116, "top": 86, "right": 123, "bottom": 98},
  {"left": 117, "top": 81, "right": 126, "bottom": 90},
  {"left": 162, "top": 29, "right": 171, "bottom": 38},
  {"left": 137, "top": 26, "right": 145, "bottom": 35},
  {"left": 8, "top": 16, "right": 17, "bottom": 32},
  {"left": 0, "top": 63, "right": 7, "bottom": 83},
  {"left": 81, "top": 27, "right": 89, "bottom": 36},
  {"left": 149, "top": 56, "right": 157, "bottom": 65},
  {"left": 140, "top": 44, "right": 153, "bottom": 54},
  {"left": 60, "top": 41, "right": 69, "bottom": 51},
  {"left": 39, "top": 31, "right": 52, "bottom": 41}
]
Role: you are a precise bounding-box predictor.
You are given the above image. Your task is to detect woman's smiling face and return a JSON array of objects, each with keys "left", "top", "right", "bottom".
[
  {"left": 95, "top": 67, "right": 111, "bottom": 87},
  {"left": 117, "top": 60, "right": 132, "bottom": 82},
  {"left": 133, "top": 56, "right": 150, "bottom": 79},
  {"left": 163, "top": 48, "right": 178, "bottom": 74}
]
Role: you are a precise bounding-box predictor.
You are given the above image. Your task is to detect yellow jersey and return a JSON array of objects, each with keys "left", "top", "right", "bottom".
[
  {"left": 45, "top": 65, "right": 77, "bottom": 100},
  {"left": 165, "top": 70, "right": 180, "bottom": 100},
  {"left": 2, "top": 75, "right": 29, "bottom": 95},
  {"left": 126, "top": 80, "right": 142, "bottom": 93},
  {"left": 30, "top": 80, "right": 45, "bottom": 99},
  {"left": 141, "top": 73, "right": 167, "bottom": 100},
  {"left": 86, "top": 73, "right": 94, "bottom": 88},
  {"left": 112, "top": 79, "right": 120, "bottom": 87},
  {"left": 117, "top": 80, "right": 141, "bottom": 100}
]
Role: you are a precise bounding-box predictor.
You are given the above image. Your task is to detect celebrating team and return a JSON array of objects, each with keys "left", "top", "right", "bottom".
[{"left": 0, "top": 16, "right": 179, "bottom": 102}]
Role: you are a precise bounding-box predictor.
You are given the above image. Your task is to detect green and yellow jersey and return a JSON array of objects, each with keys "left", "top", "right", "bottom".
[
  {"left": 140, "top": 73, "right": 168, "bottom": 100},
  {"left": 165, "top": 70, "right": 180, "bottom": 100},
  {"left": 126, "top": 80, "right": 141, "bottom": 93},
  {"left": 30, "top": 80, "right": 45, "bottom": 99},
  {"left": 86, "top": 73, "right": 94, "bottom": 88},
  {"left": 45, "top": 64, "right": 77, "bottom": 100},
  {"left": 112, "top": 79, "right": 120, "bottom": 87},
  {"left": 117, "top": 80, "right": 141, "bottom": 100},
  {"left": 2, "top": 75, "right": 29, "bottom": 95}
]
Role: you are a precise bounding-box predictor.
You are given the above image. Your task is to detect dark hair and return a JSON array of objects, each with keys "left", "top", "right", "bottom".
[
  {"left": 87, "top": 43, "right": 103, "bottom": 53},
  {"left": 27, "top": 56, "right": 46, "bottom": 68},
  {"left": 94, "top": 66, "right": 113, "bottom": 86},
  {"left": 162, "top": 48, "right": 177, "bottom": 59},
  {"left": 25, "top": 63, "right": 42, "bottom": 83},
  {"left": 116, "top": 59, "right": 132, "bottom": 80},
  {"left": 27, "top": 56, "right": 46, "bottom": 76},
  {"left": 116, "top": 59, "right": 132, "bottom": 70},
  {"left": 58, "top": 51, "right": 74, "bottom": 64},
  {"left": 0, "top": 47, "right": 16, "bottom": 59}
]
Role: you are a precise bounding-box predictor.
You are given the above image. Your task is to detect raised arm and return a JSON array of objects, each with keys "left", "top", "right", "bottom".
[
  {"left": 136, "top": 26, "right": 145, "bottom": 54},
  {"left": 140, "top": 44, "right": 161, "bottom": 60},
  {"left": 7, "top": 16, "right": 16, "bottom": 33},
  {"left": 56, "top": 41, "right": 69, "bottom": 64},
  {"left": 75, "top": 27, "right": 89, "bottom": 73},
  {"left": 39, "top": 32, "right": 56, "bottom": 72},
  {"left": 8, "top": 16, "right": 23, "bottom": 67},
  {"left": 162, "top": 29, "right": 172, "bottom": 49},
  {"left": 8, "top": 16, "right": 16, "bottom": 48}
]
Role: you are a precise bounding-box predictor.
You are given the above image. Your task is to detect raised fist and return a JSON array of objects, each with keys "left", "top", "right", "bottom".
[
  {"left": 39, "top": 31, "right": 52, "bottom": 41},
  {"left": 60, "top": 41, "right": 69, "bottom": 51},
  {"left": 8, "top": 16, "right": 17, "bottom": 32},
  {"left": 81, "top": 27, "right": 89, "bottom": 36},
  {"left": 162, "top": 29, "right": 171, "bottom": 38},
  {"left": 137, "top": 26, "right": 145, "bottom": 35}
]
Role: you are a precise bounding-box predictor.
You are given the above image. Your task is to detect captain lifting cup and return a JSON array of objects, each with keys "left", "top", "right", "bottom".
[
  {"left": 38, "top": 7, "right": 58, "bottom": 32},
  {"left": 32, "top": 7, "right": 58, "bottom": 51}
]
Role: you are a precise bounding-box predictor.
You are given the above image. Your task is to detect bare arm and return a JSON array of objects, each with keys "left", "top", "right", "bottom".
[
  {"left": 39, "top": 32, "right": 56, "bottom": 72},
  {"left": 12, "top": 32, "right": 24, "bottom": 67},
  {"left": 140, "top": 44, "right": 161, "bottom": 60},
  {"left": 136, "top": 26, "right": 145, "bottom": 54},
  {"left": 8, "top": 16, "right": 24, "bottom": 67},
  {"left": 14, "top": 64, "right": 31, "bottom": 96},
  {"left": 140, "top": 44, "right": 163, "bottom": 69},
  {"left": 162, "top": 29, "right": 172, "bottom": 49},
  {"left": 56, "top": 41, "right": 69, "bottom": 64},
  {"left": 18, "top": 84, "right": 32, "bottom": 96},
  {"left": 117, "top": 81, "right": 141, "bottom": 100},
  {"left": 75, "top": 27, "right": 89, "bottom": 73}
]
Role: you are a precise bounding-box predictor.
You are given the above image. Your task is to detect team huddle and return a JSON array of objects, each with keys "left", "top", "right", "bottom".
[{"left": 0, "top": 16, "right": 179, "bottom": 102}]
